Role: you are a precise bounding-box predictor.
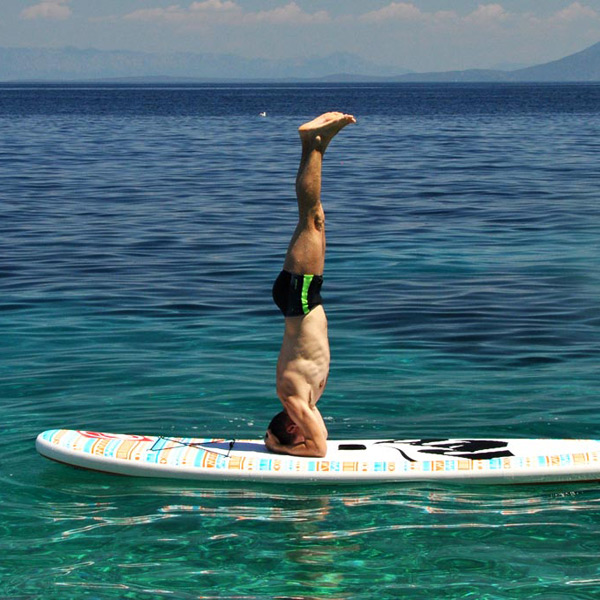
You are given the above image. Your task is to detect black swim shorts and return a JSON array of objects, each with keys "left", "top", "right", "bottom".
[{"left": 272, "top": 270, "right": 323, "bottom": 317}]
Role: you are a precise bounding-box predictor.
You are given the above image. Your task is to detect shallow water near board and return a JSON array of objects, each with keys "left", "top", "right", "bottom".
[{"left": 2, "top": 83, "right": 600, "bottom": 598}]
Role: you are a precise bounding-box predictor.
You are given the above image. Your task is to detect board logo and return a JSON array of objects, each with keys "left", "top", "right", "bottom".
[{"left": 378, "top": 439, "right": 515, "bottom": 462}]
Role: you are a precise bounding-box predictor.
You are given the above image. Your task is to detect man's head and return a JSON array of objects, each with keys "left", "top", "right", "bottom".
[{"left": 267, "top": 410, "right": 303, "bottom": 445}]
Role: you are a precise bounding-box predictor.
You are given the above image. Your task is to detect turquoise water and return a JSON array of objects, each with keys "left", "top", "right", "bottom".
[{"left": 2, "top": 83, "right": 600, "bottom": 598}]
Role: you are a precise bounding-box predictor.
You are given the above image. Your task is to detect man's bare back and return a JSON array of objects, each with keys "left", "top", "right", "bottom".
[{"left": 265, "top": 112, "right": 355, "bottom": 457}]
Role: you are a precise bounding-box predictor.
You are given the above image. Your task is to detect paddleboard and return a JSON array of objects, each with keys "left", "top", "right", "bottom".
[{"left": 36, "top": 429, "right": 600, "bottom": 484}]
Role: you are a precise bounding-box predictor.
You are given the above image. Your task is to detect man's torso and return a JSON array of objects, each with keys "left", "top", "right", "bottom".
[{"left": 276, "top": 306, "right": 330, "bottom": 406}]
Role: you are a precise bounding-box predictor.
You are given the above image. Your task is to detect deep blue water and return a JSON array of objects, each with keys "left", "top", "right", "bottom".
[{"left": 2, "top": 83, "right": 600, "bottom": 598}]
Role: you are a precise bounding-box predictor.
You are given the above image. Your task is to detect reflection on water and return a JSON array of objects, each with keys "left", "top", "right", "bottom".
[{"left": 5, "top": 476, "right": 600, "bottom": 598}]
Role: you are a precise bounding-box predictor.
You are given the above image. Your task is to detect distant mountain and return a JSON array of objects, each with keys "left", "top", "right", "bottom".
[
  {"left": 1, "top": 41, "right": 599, "bottom": 82},
  {"left": 0, "top": 47, "right": 405, "bottom": 81},
  {"left": 490, "top": 62, "right": 531, "bottom": 71},
  {"left": 510, "top": 40, "right": 600, "bottom": 81},
  {"left": 396, "top": 41, "right": 600, "bottom": 82}
]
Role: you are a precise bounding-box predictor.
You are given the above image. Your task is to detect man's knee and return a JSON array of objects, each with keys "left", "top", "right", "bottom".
[{"left": 311, "top": 206, "right": 325, "bottom": 232}]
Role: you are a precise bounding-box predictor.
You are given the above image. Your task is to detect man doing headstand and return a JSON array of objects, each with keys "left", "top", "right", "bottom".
[{"left": 265, "top": 112, "right": 356, "bottom": 458}]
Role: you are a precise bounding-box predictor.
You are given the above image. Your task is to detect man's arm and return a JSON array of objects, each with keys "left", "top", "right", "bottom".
[
  {"left": 265, "top": 396, "right": 328, "bottom": 457},
  {"left": 265, "top": 430, "right": 327, "bottom": 457},
  {"left": 265, "top": 430, "right": 326, "bottom": 457}
]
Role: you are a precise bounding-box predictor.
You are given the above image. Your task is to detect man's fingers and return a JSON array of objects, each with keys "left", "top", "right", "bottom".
[{"left": 265, "top": 430, "right": 281, "bottom": 446}]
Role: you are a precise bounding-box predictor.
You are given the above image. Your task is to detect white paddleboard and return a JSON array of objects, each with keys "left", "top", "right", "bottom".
[{"left": 36, "top": 429, "right": 600, "bottom": 485}]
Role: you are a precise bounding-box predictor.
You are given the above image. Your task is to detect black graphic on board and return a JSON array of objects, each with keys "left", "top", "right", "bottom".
[{"left": 376, "top": 439, "right": 515, "bottom": 462}]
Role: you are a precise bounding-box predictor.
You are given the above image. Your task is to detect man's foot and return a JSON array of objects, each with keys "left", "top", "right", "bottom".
[{"left": 299, "top": 112, "right": 356, "bottom": 153}]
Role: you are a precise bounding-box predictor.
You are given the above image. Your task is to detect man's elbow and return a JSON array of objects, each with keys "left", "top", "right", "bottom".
[
  {"left": 294, "top": 439, "right": 327, "bottom": 458},
  {"left": 311, "top": 440, "right": 327, "bottom": 458}
]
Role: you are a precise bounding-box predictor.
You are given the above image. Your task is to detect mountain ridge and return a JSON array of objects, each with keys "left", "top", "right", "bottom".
[
  {"left": 1, "top": 41, "right": 599, "bottom": 82},
  {"left": 0, "top": 47, "right": 405, "bottom": 81},
  {"left": 395, "top": 41, "right": 600, "bottom": 82}
]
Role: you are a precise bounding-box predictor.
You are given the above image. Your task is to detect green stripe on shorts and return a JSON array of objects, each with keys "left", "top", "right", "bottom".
[{"left": 301, "top": 274, "right": 314, "bottom": 315}]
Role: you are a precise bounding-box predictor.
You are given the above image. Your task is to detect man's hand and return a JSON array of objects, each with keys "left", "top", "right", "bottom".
[{"left": 264, "top": 429, "right": 283, "bottom": 453}]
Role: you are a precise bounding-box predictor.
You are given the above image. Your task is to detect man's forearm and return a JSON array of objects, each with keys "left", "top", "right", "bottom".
[{"left": 266, "top": 436, "right": 327, "bottom": 458}]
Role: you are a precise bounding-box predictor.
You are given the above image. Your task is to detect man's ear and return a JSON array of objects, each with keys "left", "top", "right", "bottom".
[{"left": 286, "top": 422, "right": 298, "bottom": 434}]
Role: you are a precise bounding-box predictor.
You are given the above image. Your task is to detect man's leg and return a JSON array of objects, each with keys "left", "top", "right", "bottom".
[{"left": 283, "top": 112, "right": 356, "bottom": 275}]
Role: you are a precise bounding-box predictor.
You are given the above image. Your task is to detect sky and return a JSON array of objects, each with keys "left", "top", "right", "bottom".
[{"left": 4, "top": 0, "right": 600, "bottom": 71}]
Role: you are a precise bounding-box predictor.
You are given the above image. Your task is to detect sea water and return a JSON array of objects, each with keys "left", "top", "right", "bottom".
[{"left": 1, "top": 83, "right": 600, "bottom": 598}]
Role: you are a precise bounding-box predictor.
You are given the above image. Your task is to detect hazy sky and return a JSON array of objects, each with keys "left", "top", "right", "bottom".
[{"left": 4, "top": 0, "right": 600, "bottom": 71}]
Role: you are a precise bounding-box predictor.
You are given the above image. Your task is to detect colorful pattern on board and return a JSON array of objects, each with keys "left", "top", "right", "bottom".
[{"left": 39, "top": 430, "right": 600, "bottom": 477}]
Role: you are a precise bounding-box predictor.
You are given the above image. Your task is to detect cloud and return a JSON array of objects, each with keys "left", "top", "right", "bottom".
[
  {"left": 21, "top": 0, "right": 71, "bottom": 20},
  {"left": 551, "top": 1, "right": 599, "bottom": 23},
  {"left": 124, "top": 0, "right": 525, "bottom": 31},
  {"left": 123, "top": 1, "right": 240, "bottom": 24},
  {"left": 123, "top": 6, "right": 189, "bottom": 24},
  {"left": 357, "top": 2, "right": 599, "bottom": 31},
  {"left": 190, "top": 0, "right": 238, "bottom": 12},
  {"left": 250, "top": 3, "right": 329, "bottom": 25},
  {"left": 360, "top": 3, "right": 426, "bottom": 23},
  {"left": 123, "top": 1, "right": 329, "bottom": 26},
  {"left": 463, "top": 4, "right": 510, "bottom": 25},
  {"left": 359, "top": 3, "right": 513, "bottom": 26},
  {"left": 112, "top": 0, "right": 600, "bottom": 32}
]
